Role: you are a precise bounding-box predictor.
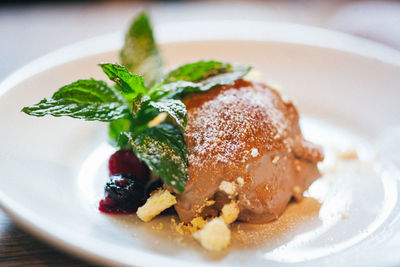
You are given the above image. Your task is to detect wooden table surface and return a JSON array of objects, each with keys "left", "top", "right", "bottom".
[
  {"left": 1, "top": 1, "right": 399, "bottom": 266},
  {"left": 0, "top": 211, "right": 96, "bottom": 266}
]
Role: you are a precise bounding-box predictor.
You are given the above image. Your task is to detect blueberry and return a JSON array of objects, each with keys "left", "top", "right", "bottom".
[{"left": 101, "top": 173, "right": 145, "bottom": 213}]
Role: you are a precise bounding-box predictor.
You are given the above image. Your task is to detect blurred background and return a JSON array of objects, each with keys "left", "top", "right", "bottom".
[
  {"left": 1, "top": 0, "right": 400, "bottom": 265},
  {"left": 1, "top": 0, "right": 400, "bottom": 82}
]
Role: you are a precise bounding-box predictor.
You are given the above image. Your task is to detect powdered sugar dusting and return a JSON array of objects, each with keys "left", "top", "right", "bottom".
[
  {"left": 184, "top": 80, "right": 293, "bottom": 171},
  {"left": 251, "top": 148, "right": 259, "bottom": 158}
]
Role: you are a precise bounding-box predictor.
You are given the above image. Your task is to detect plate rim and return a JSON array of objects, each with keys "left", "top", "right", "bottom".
[
  {"left": 2, "top": 20, "right": 400, "bottom": 96},
  {"left": 1, "top": 20, "right": 400, "bottom": 266}
]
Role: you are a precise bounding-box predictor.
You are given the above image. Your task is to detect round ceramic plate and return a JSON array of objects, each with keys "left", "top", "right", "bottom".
[{"left": 1, "top": 21, "right": 400, "bottom": 266}]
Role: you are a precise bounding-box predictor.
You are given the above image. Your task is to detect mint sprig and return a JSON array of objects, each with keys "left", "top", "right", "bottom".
[
  {"left": 109, "top": 118, "right": 132, "bottom": 146},
  {"left": 100, "top": 63, "right": 147, "bottom": 102},
  {"left": 21, "top": 12, "right": 251, "bottom": 194},
  {"left": 121, "top": 12, "right": 162, "bottom": 88},
  {"left": 22, "top": 79, "right": 131, "bottom": 121},
  {"left": 165, "top": 60, "right": 230, "bottom": 83},
  {"left": 129, "top": 123, "right": 188, "bottom": 193},
  {"left": 147, "top": 99, "right": 187, "bottom": 133},
  {"left": 148, "top": 64, "right": 251, "bottom": 100}
]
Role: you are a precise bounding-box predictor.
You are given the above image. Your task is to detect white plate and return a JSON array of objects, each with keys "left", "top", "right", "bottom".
[{"left": 1, "top": 21, "right": 400, "bottom": 266}]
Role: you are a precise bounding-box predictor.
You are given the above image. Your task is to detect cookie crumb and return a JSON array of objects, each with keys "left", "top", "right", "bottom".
[
  {"left": 193, "top": 218, "right": 231, "bottom": 251},
  {"left": 137, "top": 189, "right": 176, "bottom": 222},
  {"left": 219, "top": 181, "right": 237, "bottom": 197},
  {"left": 191, "top": 217, "right": 207, "bottom": 230},
  {"left": 221, "top": 201, "right": 240, "bottom": 224},
  {"left": 152, "top": 222, "right": 164, "bottom": 231},
  {"left": 236, "top": 177, "right": 244, "bottom": 186}
]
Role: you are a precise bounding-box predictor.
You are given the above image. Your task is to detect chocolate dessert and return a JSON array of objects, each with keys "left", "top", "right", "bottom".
[{"left": 175, "top": 79, "right": 324, "bottom": 223}]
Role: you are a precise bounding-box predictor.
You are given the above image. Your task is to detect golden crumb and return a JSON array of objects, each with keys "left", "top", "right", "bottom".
[
  {"left": 185, "top": 217, "right": 207, "bottom": 234},
  {"left": 195, "top": 206, "right": 203, "bottom": 213},
  {"left": 152, "top": 222, "right": 164, "bottom": 231},
  {"left": 195, "top": 199, "right": 215, "bottom": 213},
  {"left": 137, "top": 189, "right": 177, "bottom": 222},
  {"left": 338, "top": 149, "right": 358, "bottom": 160},
  {"left": 172, "top": 216, "right": 207, "bottom": 235},
  {"left": 176, "top": 222, "right": 188, "bottom": 235},
  {"left": 170, "top": 217, "right": 178, "bottom": 228},
  {"left": 191, "top": 216, "right": 207, "bottom": 230},
  {"left": 193, "top": 218, "right": 231, "bottom": 251},
  {"left": 341, "top": 212, "right": 349, "bottom": 219},
  {"left": 221, "top": 201, "right": 240, "bottom": 224},
  {"left": 219, "top": 181, "right": 238, "bottom": 197}
]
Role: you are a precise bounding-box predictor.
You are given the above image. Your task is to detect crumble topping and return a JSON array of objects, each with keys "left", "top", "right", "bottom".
[
  {"left": 219, "top": 181, "right": 238, "bottom": 197},
  {"left": 193, "top": 218, "right": 231, "bottom": 251},
  {"left": 221, "top": 201, "right": 240, "bottom": 224},
  {"left": 137, "top": 189, "right": 176, "bottom": 222},
  {"left": 236, "top": 177, "right": 245, "bottom": 187}
]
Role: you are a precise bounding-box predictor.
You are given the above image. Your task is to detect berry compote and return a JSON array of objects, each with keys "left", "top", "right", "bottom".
[{"left": 99, "top": 173, "right": 145, "bottom": 214}]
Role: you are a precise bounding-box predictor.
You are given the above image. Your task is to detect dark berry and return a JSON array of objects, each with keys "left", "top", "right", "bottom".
[
  {"left": 99, "top": 195, "right": 118, "bottom": 213},
  {"left": 108, "top": 150, "right": 150, "bottom": 183},
  {"left": 99, "top": 173, "right": 145, "bottom": 213}
]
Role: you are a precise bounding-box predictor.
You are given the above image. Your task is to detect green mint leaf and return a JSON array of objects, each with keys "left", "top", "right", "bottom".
[
  {"left": 100, "top": 63, "right": 147, "bottom": 102},
  {"left": 22, "top": 99, "right": 131, "bottom": 122},
  {"left": 109, "top": 118, "right": 132, "bottom": 146},
  {"left": 199, "top": 64, "right": 251, "bottom": 90},
  {"left": 22, "top": 79, "right": 131, "bottom": 121},
  {"left": 148, "top": 80, "right": 196, "bottom": 100},
  {"left": 147, "top": 99, "right": 187, "bottom": 133},
  {"left": 52, "top": 79, "right": 123, "bottom": 103},
  {"left": 165, "top": 60, "right": 230, "bottom": 83},
  {"left": 117, "top": 131, "right": 132, "bottom": 149},
  {"left": 132, "top": 94, "right": 150, "bottom": 116},
  {"left": 130, "top": 123, "right": 188, "bottom": 193},
  {"left": 150, "top": 64, "right": 251, "bottom": 100},
  {"left": 120, "top": 12, "right": 163, "bottom": 88}
]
